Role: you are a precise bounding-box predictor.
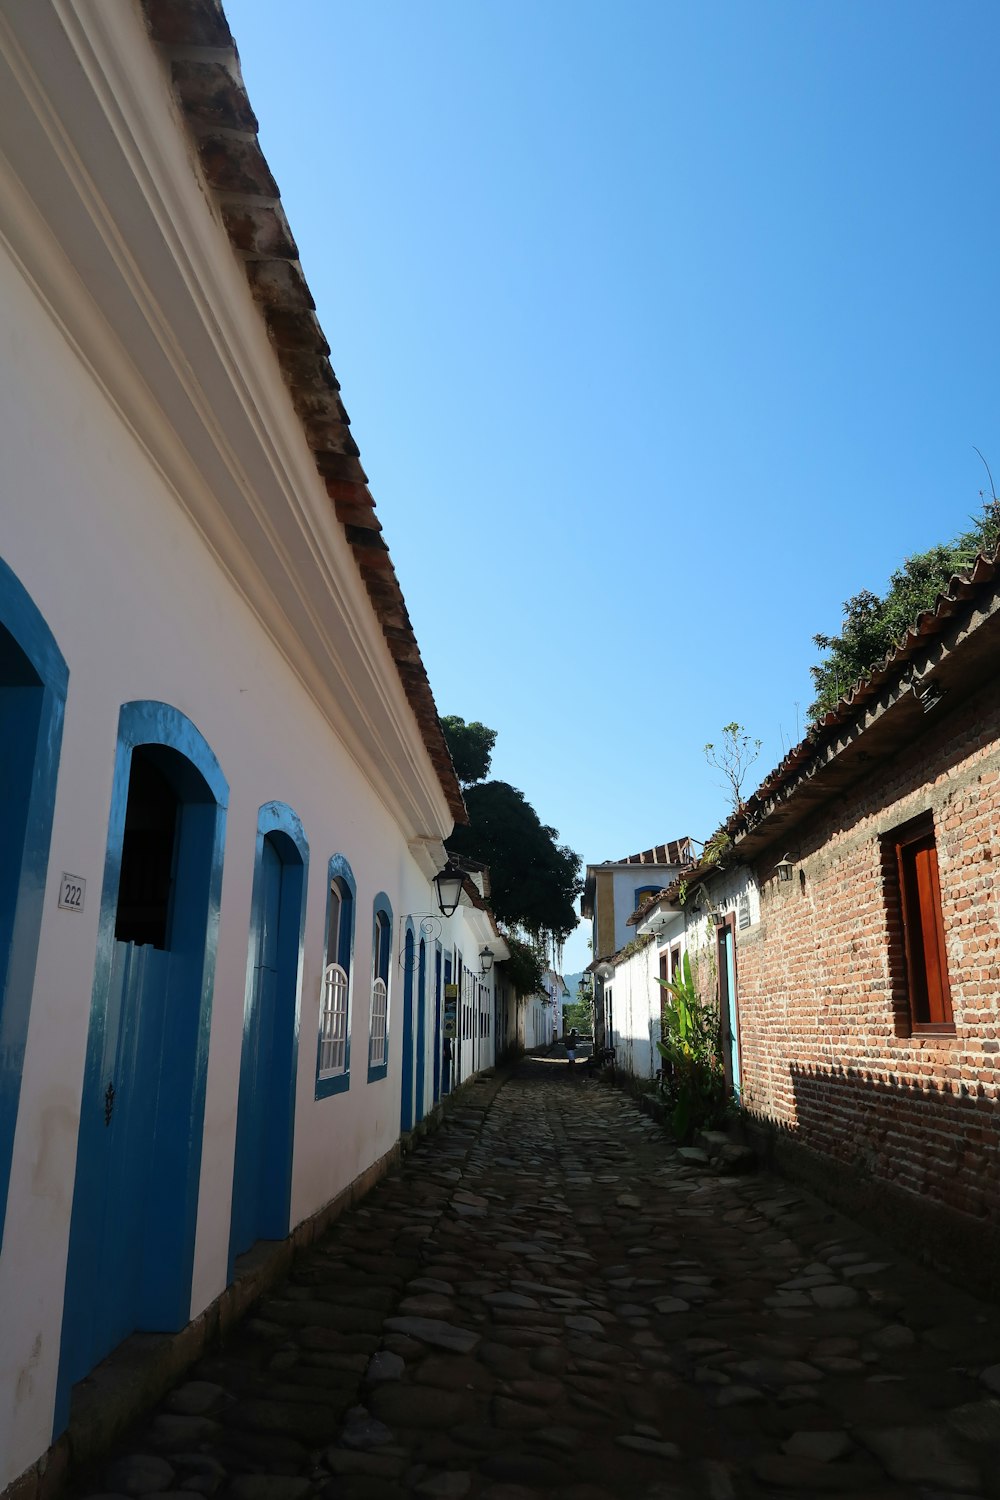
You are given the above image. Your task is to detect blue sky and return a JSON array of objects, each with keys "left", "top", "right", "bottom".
[{"left": 225, "top": 0, "right": 1000, "bottom": 974}]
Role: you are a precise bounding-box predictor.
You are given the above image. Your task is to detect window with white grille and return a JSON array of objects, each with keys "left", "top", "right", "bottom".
[
  {"left": 319, "top": 962, "right": 349, "bottom": 1076},
  {"left": 316, "top": 863, "right": 354, "bottom": 1096},
  {"left": 370, "top": 976, "right": 388, "bottom": 1066}
]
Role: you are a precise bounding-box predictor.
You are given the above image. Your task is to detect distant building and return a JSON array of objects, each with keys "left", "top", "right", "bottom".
[
  {"left": 581, "top": 840, "right": 692, "bottom": 1055},
  {"left": 581, "top": 840, "right": 693, "bottom": 959}
]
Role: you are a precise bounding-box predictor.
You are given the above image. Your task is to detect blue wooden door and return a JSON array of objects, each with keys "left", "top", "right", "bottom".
[
  {"left": 230, "top": 836, "right": 287, "bottom": 1263},
  {"left": 58, "top": 720, "right": 226, "bottom": 1437},
  {"left": 400, "top": 930, "right": 415, "bottom": 1133},
  {"left": 95, "top": 941, "right": 169, "bottom": 1351},
  {"left": 415, "top": 939, "right": 427, "bottom": 1123},
  {"left": 720, "top": 925, "right": 741, "bottom": 1096},
  {"left": 432, "top": 948, "right": 442, "bottom": 1103}
]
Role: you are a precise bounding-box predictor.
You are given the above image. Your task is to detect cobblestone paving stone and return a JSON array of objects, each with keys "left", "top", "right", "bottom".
[{"left": 74, "top": 1055, "right": 1000, "bottom": 1500}]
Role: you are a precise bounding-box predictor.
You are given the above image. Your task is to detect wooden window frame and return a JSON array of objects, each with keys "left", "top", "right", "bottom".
[{"left": 885, "top": 813, "right": 954, "bottom": 1036}]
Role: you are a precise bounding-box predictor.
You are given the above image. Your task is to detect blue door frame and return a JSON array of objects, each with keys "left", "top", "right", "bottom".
[
  {"left": 229, "top": 803, "right": 307, "bottom": 1277},
  {"left": 56, "top": 702, "right": 227, "bottom": 1436},
  {"left": 0, "top": 558, "right": 67, "bottom": 1253}
]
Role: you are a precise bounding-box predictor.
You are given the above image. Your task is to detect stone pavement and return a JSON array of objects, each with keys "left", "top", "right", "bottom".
[{"left": 74, "top": 1056, "right": 1000, "bottom": 1500}]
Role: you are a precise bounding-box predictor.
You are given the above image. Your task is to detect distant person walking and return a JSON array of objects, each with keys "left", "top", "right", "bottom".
[{"left": 566, "top": 1027, "right": 578, "bottom": 1067}]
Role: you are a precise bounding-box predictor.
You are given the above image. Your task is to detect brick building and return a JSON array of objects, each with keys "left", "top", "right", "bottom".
[{"left": 631, "top": 549, "right": 1000, "bottom": 1288}]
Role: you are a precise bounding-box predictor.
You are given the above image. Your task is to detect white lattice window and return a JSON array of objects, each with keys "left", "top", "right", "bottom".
[
  {"left": 370, "top": 976, "right": 388, "bottom": 1066},
  {"left": 319, "top": 962, "right": 349, "bottom": 1076}
]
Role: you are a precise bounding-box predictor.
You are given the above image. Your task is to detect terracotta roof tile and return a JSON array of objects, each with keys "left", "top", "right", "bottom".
[{"left": 139, "top": 0, "right": 466, "bottom": 825}]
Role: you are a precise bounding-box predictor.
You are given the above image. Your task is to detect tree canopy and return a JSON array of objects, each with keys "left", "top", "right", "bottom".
[
  {"left": 809, "top": 500, "right": 1000, "bottom": 721},
  {"left": 440, "top": 716, "right": 497, "bottom": 786},
  {"left": 441, "top": 715, "right": 582, "bottom": 945},
  {"left": 448, "top": 780, "right": 582, "bottom": 942},
  {"left": 501, "top": 935, "right": 547, "bottom": 999}
]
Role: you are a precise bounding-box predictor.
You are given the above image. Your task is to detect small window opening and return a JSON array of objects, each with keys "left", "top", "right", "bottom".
[
  {"left": 885, "top": 813, "right": 954, "bottom": 1033},
  {"left": 115, "top": 749, "right": 178, "bottom": 948}
]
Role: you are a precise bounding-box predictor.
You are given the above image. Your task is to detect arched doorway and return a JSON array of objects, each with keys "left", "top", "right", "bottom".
[
  {"left": 0, "top": 558, "right": 67, "bottom": 1251},
  {"left": 57, "top": 702, "right": 227, "bottom": 1434},
  {"left": 229, "top": 803, "right": 307, "bottom": 1273}
]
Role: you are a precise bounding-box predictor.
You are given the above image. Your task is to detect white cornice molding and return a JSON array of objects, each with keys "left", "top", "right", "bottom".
[{"left": 0, "top": 0, "right": 452, "bottom": 841}]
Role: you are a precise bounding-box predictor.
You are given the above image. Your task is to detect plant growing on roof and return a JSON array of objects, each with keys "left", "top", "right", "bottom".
[
  {"left": 655, "top": 951, "right": 727, "bottom": 1142},
  {"left": 704, "top": 723, "right": 762, "bottom": 814},
  {"left": 808, "top": 495, "right": 1000, "bottom": 721},
  {"left": 703, "top": 829, "right": 732, "bottom": 867}
]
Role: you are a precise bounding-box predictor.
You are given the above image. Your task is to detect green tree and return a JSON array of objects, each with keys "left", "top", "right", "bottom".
[
  {"left": 500, "top": 934, "right": 546, "bottom": 997},
  {"left": 447, "top": 779, "right": 582, "bottom": 942},
  {"left": 441, "top": 716, "right": 497, "bottom": 786},
  {"left": 562, "top": 978, "right": 593, "bottom": 1034},
  {"left": 809, "top": 500, "right": 1000, "bottom": 720}
]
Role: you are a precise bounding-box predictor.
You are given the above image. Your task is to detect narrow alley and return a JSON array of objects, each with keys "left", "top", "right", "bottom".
[{"left": 68, "top": 1058, "right": 1000, "bottom": 1500}]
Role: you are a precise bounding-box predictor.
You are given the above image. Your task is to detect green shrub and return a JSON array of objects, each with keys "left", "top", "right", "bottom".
[{"left": 655, "top": 951, "right": 728, "bottom": 1141}]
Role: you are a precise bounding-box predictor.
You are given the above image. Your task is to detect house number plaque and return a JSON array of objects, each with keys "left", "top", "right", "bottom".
[{"left": 58, "top": 874, "right": 86, "bottom": 912}]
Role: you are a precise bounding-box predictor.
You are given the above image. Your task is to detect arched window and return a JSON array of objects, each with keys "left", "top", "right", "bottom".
[
  {"left": 368, "top": 893, "right": 392, "bottom": 1081},
  {"left": 317, "top": 855, "right": 355, "bottom": 1098}
]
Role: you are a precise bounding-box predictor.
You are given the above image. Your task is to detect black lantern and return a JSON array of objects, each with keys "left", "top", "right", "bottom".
[
  {"left": 433, "top": 861, "right": 465, "bottom": 917},
  {"left": 776, "top": 854, "right": 794, "bottom": 883},
  {"left": 479, "top": 945, "right": 494, "bottom": 975}
]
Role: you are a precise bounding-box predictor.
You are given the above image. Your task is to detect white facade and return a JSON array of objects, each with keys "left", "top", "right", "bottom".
[
  {"left": 522, "top": 991, "right": 553, "bottom": 1050},
  {"left": 0, "top": 6, "right": 507, "bottom": 1489},
  {"left": 603, "top": 863, "right": 761, "bottom": 1083}
]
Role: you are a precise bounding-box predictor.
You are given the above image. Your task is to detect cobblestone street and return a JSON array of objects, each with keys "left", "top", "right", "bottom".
[{"left": 77, "top": 1058, "right": 1000, "bottom": 1500}]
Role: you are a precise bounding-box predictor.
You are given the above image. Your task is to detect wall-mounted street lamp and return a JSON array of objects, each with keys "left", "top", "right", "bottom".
[
  {"left": 594, "top": 960, "right": 614, "bottom": 982},
  {"left": 918, "top": 680, "right": 947, "bottom": 714},
  {"left": 433, "top": 861, "right": 466, "bottom": 918},
  {"left": 775, "top": 854, "right": 795, "bottom": 883},
  {"left": 478, "top": 945, "right": 495, "bottom": 976}
]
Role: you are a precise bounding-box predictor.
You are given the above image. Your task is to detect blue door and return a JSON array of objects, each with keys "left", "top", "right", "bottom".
[
  {"left": 718, "top": 921, "right": 741, "bottom": 1097},
  {"left": 0, "top": 560, "right": 67, "bottom": 1251},
  {"left": 442, "top": 956, "right": 453, "bottom": 1097},
  {"left": 432, "top": 947, "right": 442, "bottom": 1104},
  {"left": 400, "top": 927, "right": 415, "bottom": 1133},
  {"left": 93, "top": 941, "right": 169, "bottom": 1351},
  {"left": 415, "top": 938, "right": 427, "bottom": 1123},
  {"left": 230, "top": 828, "right": 302, "bottom": 1268},
  {"left": 58, "top": 706, "right": 226, "bottom": 1435}
]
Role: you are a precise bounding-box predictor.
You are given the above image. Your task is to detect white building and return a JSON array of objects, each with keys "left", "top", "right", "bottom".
[
  {"left": 581, "top": 839, "right": 693, "bottom": 960},
  {"left": 0, "top": 3, "right": 510, "bottom": 1490},
  {"left": 605, "top": 860, "right": 761, "bottom": 1093},
  {"left": 581, "top": 838, "right": 691, "bottom": 1055}
]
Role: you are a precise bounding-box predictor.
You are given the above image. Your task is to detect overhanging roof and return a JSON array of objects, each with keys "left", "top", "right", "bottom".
[
  {"left": 654, "top": 545, "right": 1000, "bottom": 907},
  {"left": 139, "top": 0, "right": 465, "bottom": 825}
]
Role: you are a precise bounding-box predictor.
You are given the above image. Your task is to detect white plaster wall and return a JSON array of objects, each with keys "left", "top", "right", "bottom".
[
  {"left": 610, "top": 869, "right": 679, "bottom": 952},
  {"left": 607, "top": 943, "right": 660, "bottom": 1078},
  {"left": 0, "top": 239, "right": 460, "bottom": 1482}
]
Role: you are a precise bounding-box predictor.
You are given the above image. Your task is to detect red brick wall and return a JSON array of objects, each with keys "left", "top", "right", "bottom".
[{"left": 735, "top": 680, "right": 1000, "bottom": 1225}]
